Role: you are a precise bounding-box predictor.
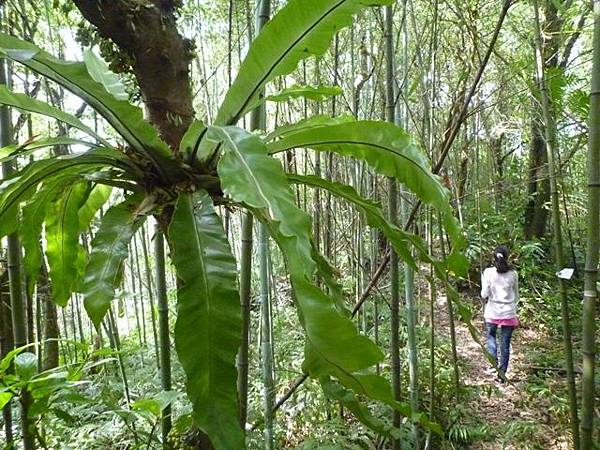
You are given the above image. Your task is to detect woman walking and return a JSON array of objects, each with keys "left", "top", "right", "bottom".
[{"left": 480, "top": 245, "right": 519, "bottom": 381}]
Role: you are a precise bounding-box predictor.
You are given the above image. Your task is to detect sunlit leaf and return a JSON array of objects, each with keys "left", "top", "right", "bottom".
[
  {"left": 45, "top": 182, "right": 91, "bottom": 306},
  {"left": 82, "top": 195, "right": 145, "bottom": 327},
  {"left": 15, "top": 352, "right": 37, "bottom": 381},
  {"left": 215, "top": 0, "right": 391, "bottom": 128}
]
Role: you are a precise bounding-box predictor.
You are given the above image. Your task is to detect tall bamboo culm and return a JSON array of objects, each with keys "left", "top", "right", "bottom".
[
  {"left": 383, "top": 5, "right": 402, "bottom": 449},
  {"left": 155, "top": 227, "right": 172, "bottom": 448},
  {"left": 252, "top": 0, "right": 274, "bottom": 446},
  {"left": 237, "top": 211, "right": 253, "bottom": 428},
  {"left": 533, "top": 3, "right": 579, "bottom": 448},
  {"left": 581, "top": 2, "right": 600, "bottom": 448},
  {"left": 0, "top": 44, "right": 35, "bottom": 450},
  {"left": 401, "top": 1, "right": 419, "bottom": 446}
]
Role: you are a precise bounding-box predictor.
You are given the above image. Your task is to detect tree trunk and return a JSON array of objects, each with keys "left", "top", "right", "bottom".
[
  {"left": 1, "top": 271, "right": 14, "bottom": 446},
  {"left": 72, "top": 0, "right": 194, "bottom": 151},
  {"left": 40, "top": 258, "right": 59, "bottom": 371},
  {"left": 524, "top": 0, "right": 563, "bottom": 239},
  {"left": 1, "top": 51, "right": 35, "bottom": 450},
  {"left": 524, "top": 114, "right": 550, "bottom": 239}
]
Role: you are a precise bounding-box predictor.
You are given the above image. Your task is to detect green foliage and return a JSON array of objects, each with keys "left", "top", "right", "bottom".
[
  {"left": 289, "top": 173, "right": 418, "bottom": 267},
  {"left": 268, "top": 120, "right": 449, "bottom": 214},
  {"left": 21, "top": 178, "right": 66, "bottom": 293},
  {"left": 252, "top": 84, "right": 343, "bottom": 109},
  {"left": 0, "top": 84, "right": 109, "bottom": 145},
  {"left": 45, "top": 181, "right": 91, "bottom": 306},
  {"left": 168, "top": 190, "right": 244, "bottom": 449},
  {"left": 0, "top": 33, "right": 173, "bottom": 174},
  {"left": 214, "top": 0, "right": 391, "bottom": 127},
  {"left": 82, "top": 195, "right": 145, "bottom": 327},
  {"left": 0, "top": 346, "right": 104, "bottom": 439},
  {"left": 0, "top": 0, "right": 469, "bottom": 444},
  {"left": 83, "top": 49, "right": 129, "bottom": 101},
  {"left": 0, "top": 148, "right": 134, "bottom": 227},
  {"left": 0, "top": 136, "right": 97, "bottom": 163}
]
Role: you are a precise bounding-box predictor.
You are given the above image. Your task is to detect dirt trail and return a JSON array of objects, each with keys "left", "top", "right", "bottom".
[{"left": 435, "top": 295, "right": 571, "bottom": 449}]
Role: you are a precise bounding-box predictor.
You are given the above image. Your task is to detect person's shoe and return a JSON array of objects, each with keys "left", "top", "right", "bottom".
[
  {"left": 496, "top": 371, "right": 508, "bottom": 383},
  {"left": 485, "top": 367, "right": 496, "bottom": 376}
]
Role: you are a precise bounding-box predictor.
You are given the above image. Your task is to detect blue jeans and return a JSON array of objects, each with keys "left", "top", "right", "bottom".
[{"left": 486, "top": 322, "right": 514, "bottom": 374}]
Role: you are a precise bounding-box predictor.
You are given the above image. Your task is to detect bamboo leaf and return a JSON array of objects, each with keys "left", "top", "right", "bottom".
[
  {"left": 82, "top": 195, "right": 145, "bottom": 327},
  {"left": 215, "top": 0, "right": 391, "bottom": 127},
  {"left": 0, "top": 33, "right": 174, "bottom": 174},
  {"left": 168, "top": 191, "right": 243, "bottom": 450},
  {"left": 0, "top": 85, "right": 109, "bottom": 145},
  {"left": 45, "top": 182, "right": 91, "bottom": 306}
]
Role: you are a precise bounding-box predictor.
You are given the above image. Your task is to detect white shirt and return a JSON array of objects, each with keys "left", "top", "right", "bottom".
[{"left": 480, "top": 267, "right": 519, "bottom": 320}]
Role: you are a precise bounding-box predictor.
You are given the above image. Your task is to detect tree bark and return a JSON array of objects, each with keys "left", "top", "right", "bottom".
[
  {"left": 1, "top": 270, "right": 14, "bottom": 445},
  {"left": 40, "top": 258, "right": 59, "bottom": 371},
  {"left": 524, "top": 0, "right": 564, "bottom": 239},
  {"left": 72, "top": 0, "right": 194, "bottom": 151},
  {"left": 524, "top": 115, "right": 550, "bottom": 239}
]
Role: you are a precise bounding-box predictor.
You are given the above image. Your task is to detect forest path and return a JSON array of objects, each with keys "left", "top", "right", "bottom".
[{"left": 434, "top": 295, "right": 571, "bottom": 449}]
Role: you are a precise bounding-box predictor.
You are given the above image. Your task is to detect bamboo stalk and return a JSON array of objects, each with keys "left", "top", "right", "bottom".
[
  {"left": 384, "top": 5, "right": 403, "bottom": 448},
  {"left": 533, "top": 3, "right": 580, "bottom": 448},
  {"left": 237, "top": 212, "right": 253, "bottom": 429},
  {"left": 1, "top": 51, "right": 35, "bottom": 450},
  {"left": 155, "top": 227, "right": 172, "bottom": 448},
  {"left": 580, "top": 2, "right": 600, "bottom": 448}
]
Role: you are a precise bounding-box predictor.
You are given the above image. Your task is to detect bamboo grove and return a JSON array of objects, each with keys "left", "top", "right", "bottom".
[{"left": 0, "top": 0, "right": 598, "bottom": 449}]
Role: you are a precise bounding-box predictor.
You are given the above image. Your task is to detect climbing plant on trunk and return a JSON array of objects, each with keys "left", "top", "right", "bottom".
[{"left": 0, "top": 0, "right": 467, "bottom": 448}]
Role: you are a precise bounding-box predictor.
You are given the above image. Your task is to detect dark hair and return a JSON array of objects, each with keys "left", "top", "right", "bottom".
[{"left": 493, "top": 245, "right": 511, "bottom": 273}]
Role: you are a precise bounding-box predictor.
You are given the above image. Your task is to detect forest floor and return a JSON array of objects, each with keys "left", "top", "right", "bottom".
[{"left": 435, "top": 294, "right": 573, "bottom": 450}]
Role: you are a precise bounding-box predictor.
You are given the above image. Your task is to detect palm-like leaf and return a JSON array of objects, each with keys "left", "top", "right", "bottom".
[
  {"left": 215, "top": 0, "right": 391, "bottom": 127},
  {"left": 168, "top": 191, "right": 243, "bottom": 450},
  {"left": 0, "top": 85, "right": 109, "bottom": 145},
  {"left": 45, "top": 182, "right": 91, "bottom": 306},
  {"left": 82, "top": 195, "right": 145, "bottom": 326},
  {"left": 268, "top": 120, "right": 448, "bottom": 212},
  {"left": 0, "top": 33, "right": 174, "bottom": 177},
  {"left": 0, "top": 148, "right": 131, "bottom": 230}
]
